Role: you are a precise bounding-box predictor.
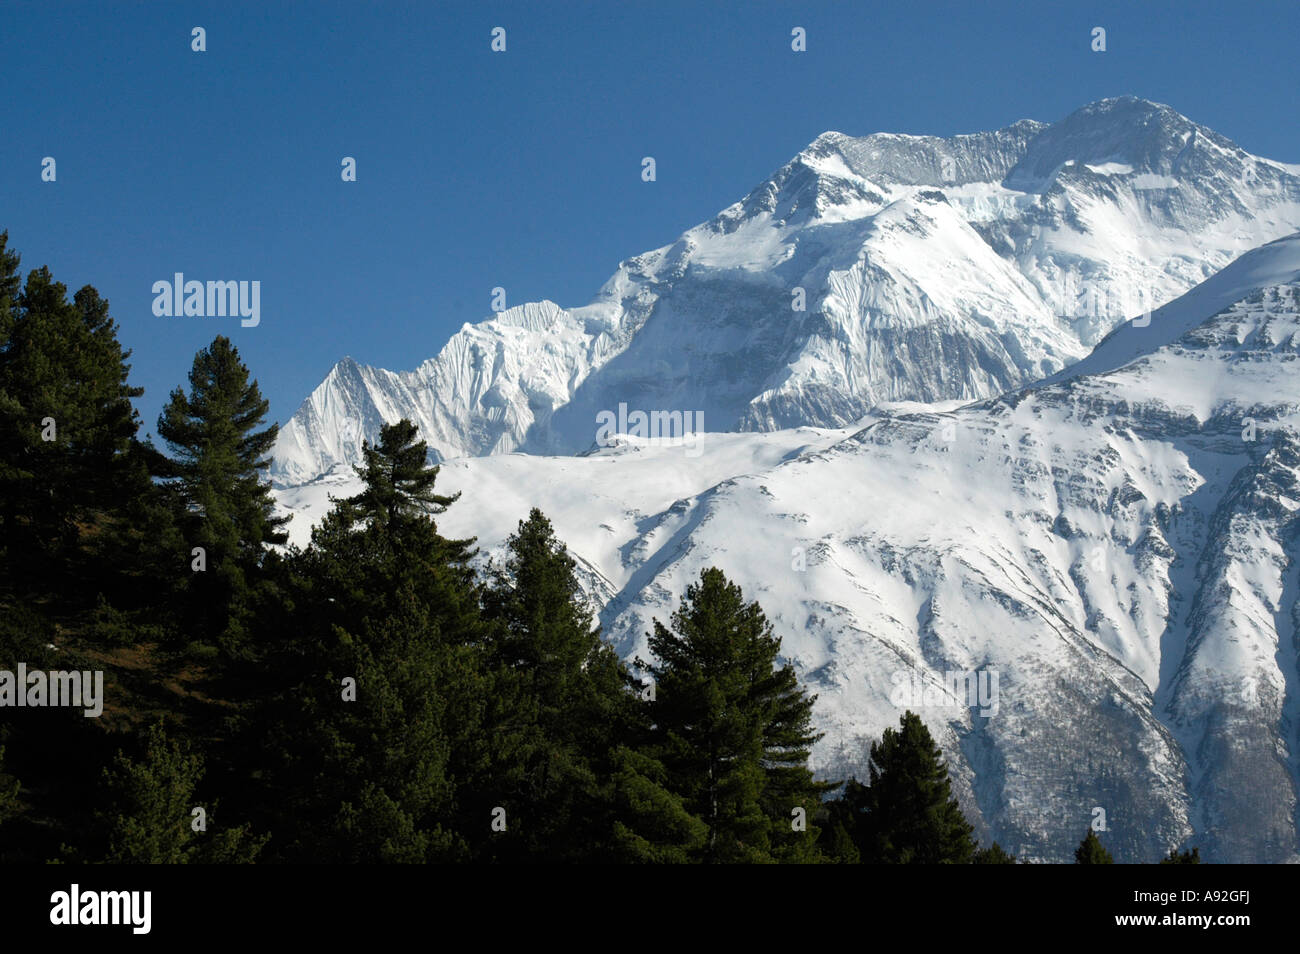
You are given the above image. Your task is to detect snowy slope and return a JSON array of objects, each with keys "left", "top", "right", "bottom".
[
  {"left": 275, "top": 235, "right": 1300, "bottom": 862},
  {"left": 272, "top": 97, "right": 1300, "bottom": 486}
]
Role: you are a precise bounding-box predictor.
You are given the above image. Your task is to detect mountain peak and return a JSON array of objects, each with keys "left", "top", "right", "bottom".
[
  {"left": 1077, "top": 94, "right": 1174, "bottom": 113},
  {"left": 273, "top": 99, "right": 1300, "bottom": 487},
  {"left": 1004, "top": 95, "right": 1236, "bottom": 191}
]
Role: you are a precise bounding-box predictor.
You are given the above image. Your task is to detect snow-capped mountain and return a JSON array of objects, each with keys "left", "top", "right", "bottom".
[
  {"left": 272, "top": 97, "right": 1300, "bottom": 486},
  {"left": 275, "top": 232, "right": 1300, "bottom": 862}
]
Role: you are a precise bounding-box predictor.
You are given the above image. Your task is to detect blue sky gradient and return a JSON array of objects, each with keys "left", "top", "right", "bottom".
[{"left": 3, "top": 0, "right": 1297, "bottom": 433}]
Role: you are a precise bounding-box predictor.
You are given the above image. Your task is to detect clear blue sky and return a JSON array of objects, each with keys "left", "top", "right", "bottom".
[{"left": 3, "top": 0, "right": 1297, "bottom": 435}]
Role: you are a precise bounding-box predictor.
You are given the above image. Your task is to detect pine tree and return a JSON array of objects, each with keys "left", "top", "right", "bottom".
[
  {"left": 297, "top": 590, "right": 470, "bottom": 862},
  {"left": 820, "top": 819, "right": 861, "bottom": 864},
  {"left": 1074, "top": 828, "right": 1114, "bottom": 864},
  {"left": 254, "top": 419, "right": 487, "bottom": 862},
  {"left": 1159, "top": 846, "right": 1201, "bottom": 864},
  {"left": 0, "top": 232, "right": 19, "bottom": 337},
  {"left": 320, "top": 419, "right": 478, "bottom": 614},
  {"left": 344, "top": 418, "right": 459, "bottom": 533},
  {"left": 156, "top": 335, "right": 287, "bottom": 658},
  {"left": 483, "top": 509, "right": 609, "bottom": 704},
  {"left": 973, "top": 841, "right": 1017, "bottom": 863},
  {"left": 610, "top": 745, "right": 708, "bottom": 863},
  {"left": 479, "top": 508, "right": 637, "bottom": 861},
  {"left": 99, "top": 721, "right": 263, "bottom": 863},
  {"left": 834, "top": 711, "right": 976, "bottom": 863},
  {"left": 0, "top": 233, "right": 24, "bottom": 573},
  {"left": 0, "top": 254, "right": 149, "bottom": 597},
  {"left": 635, "top": 567, "right": 831, "bottom": 863},
  {"left": 306, "top": 419, "right": 481, "bottom": 649}
]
